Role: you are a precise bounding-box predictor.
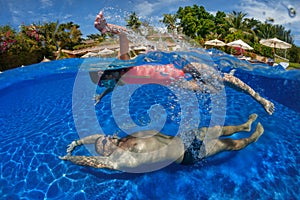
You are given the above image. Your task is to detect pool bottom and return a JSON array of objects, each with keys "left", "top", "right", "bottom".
[{"left": 0, "top": 63, "right": 299, "bottom": 199}]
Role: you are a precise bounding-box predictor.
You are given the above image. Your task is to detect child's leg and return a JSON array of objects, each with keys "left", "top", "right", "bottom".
[{"left": 118, "top": 32, "right": 130, "bottom": 60}]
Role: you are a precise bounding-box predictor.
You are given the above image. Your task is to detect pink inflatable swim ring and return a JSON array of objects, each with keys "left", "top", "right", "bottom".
[{"left": 120, "top": 64, "right": 185, "bottom": 85}]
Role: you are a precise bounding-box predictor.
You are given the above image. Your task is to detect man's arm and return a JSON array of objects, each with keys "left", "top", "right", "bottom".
[
  {"left": 65, "top": 134, "right": 103, "bottom": 155},
  {"left": 59, "top": 155, "right": 116, "bottom": 169},
  {"left": 223, "top": 73, "right": 274, "bottom": 115}
]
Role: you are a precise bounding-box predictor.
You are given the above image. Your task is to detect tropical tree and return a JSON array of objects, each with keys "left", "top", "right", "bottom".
[
  {"left": 176, "top": 5, "right": 215, "bottom": 40},
  {"left": 160, "top": 14, "right": 177, "bottom": 34},
  {"left": 1, "top": 24, "right": 46, "bottom": 71},
  {"left": 273, "top": 24, "right": 293, "bottom": 43},
  {"left": 0, "top": 25, "right": 17, "bottom": 53},
  {"left": 86, "top": 33, "right": 106, "bottom": 42},
  {"left": 0, "top": 21, "right": 84, "bottom": 71},
  {"left": 226, "top": 11, "right": 248, "bottom": 33},
  {"left": 244, "top": 17, "right": 261, "bottom": 31},
  {"left": 256, "top": 23, "right": 277, "bottom": 39},
  {"left": 289, "top": 45, "right": 300, "bottom": 63},
  {"left": 55, "top": 22, "right": 82, "bottom": 50},
  {"left": 213, "top": 11, "right": 229, "bottom": 38},
  {"left": 126, "top": 12, "right": 142, "bottom": 31},
  {"left": 36, "top": 21, "right": 60, "bottom": 52}
]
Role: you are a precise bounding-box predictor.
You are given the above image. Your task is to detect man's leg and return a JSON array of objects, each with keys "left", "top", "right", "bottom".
[
  {"left": 194, "top": 113, "right": 257, "bottom": 141},
  {"left": 203, "top": 122, "right": 264, "bottom": 158},
  {"left": 221, "top": 113, "right": 257, "bottom": 136}
]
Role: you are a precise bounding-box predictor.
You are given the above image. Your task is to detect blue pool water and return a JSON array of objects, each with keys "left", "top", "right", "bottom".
[{"left": 0, "top": 49, "right": 299, "bottom": 199}]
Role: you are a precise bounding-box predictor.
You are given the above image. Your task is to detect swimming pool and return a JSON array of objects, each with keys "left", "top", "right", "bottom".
[{"left": 0, "top": 50, "right": 299, "bottom": 199}]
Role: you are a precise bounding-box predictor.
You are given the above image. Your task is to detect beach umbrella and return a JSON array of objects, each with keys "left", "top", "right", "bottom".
[
  {"left": 41, "top": 56, "right": 51, "bottom": 62},
  {"left": 259, "top": 38, "right": 292, "bottom": 49},
  {"left": 226, "top": 39, "right": 253, "bottom": 50},
  {"left": 204, "top": 39, "right": 226, "bottom": 47},
  {"left": 260, "top": 38, "right": 292, "bottom": 59},
  {"left": 226, "top": 39, "right": 253, "bottom": 56},
  {"left": 133, "top": 45, "right": 147, "bottom": 50},
  {"left": 97, "top": 48, "right": 115, "bottom": 57},
  {"left": 81, "top": 52, "right": 97, "bottom": 58}
]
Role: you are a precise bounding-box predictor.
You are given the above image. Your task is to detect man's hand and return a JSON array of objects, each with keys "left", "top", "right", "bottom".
[
  {"left": 59, "top": 155, "right": 70, "bottom": 160},
  {"left": 66, "top": 141, "right": 77, "bottom": 154}
]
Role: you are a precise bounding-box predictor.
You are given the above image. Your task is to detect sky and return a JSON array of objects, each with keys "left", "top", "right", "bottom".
[{"left": 1, "top": 0, "right": 299, "bottom": 45}]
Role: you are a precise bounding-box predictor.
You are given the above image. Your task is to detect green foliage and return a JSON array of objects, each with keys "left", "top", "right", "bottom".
[
  {"left": 289, "top": 45, "right": 300, "bottom": 63},
  {"left": 160, "top": 14, "right": 177, "bottom": 33},
  {"left": 161, "top": 4, "right": 297, "bottom": 63},
  {"left": 287, "top": 62, "right": 300, "bottom": 69},
  {"left": 176, "top": 5, "right": 215, "bottom": 39},
  {"left": 0, "top": 21, "right": 83, "bottom": 71},
  {"left": 226, "top": 11, "right": 248, "bottom": 32},
  {"left": 126, "top": 12, "right": 142, "bottom": 31},
  {"left": 86, "top": 33, "right": 106, "bottom": 43},
  {"left": 55, "top": 22, "right": 82, "bottom": 50},
  {"left": 214, "top": 11, "right": 229, "bottom": 37},
  {"left": 0, "top": 25, "right": 17, "bottom": 53}
]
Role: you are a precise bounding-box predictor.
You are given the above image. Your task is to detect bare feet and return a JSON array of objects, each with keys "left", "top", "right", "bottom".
[
  {"left": 251, "top": 122, "right": 264, "bottom": 142},
  {"left": 244, "top": 113, "right": 258, "bottom": 131}
]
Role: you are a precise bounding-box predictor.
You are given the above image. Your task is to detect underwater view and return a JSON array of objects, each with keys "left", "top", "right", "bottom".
[
  {"left": 0, "top": 48, "right": 299, "bottom": 199},
  {"left": 1, "top": 0, "right": 300, "bottom": 199}
]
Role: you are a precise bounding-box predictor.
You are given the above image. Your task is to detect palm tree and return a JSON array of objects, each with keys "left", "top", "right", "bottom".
[
  {"left": 160, "top": 14, "right": 177, "bottom": 35},
  {"left": 126, "top": 12, "right": 142, "bottom": 31},
  {"left": 244, "top": 18, "right": 261, "bottom": 30},
  {"left": 86, "top": 33, "right": 106, "bottom": 42},
  {"left": 273, "top": 25, "right": 293, "bottom": 43},
  {"left": 226, "top": 11, "right": 248, "bottom": 33},
  {"left": 214, "top": 11, "right": 229, "bottom": 38},
  {"left": 225, "top": 11, "right": 260, "bottom": 44},
  {"left": 52, "top": 22, "right": 82, "bottom": 50},
  {"left": 256, "top": 23, "right": 276, "bottom": 39}
]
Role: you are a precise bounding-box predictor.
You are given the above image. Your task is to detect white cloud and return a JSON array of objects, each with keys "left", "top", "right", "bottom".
[
  {"left": 235, "top": 0, "right": 300, "bottom": 44},
  {"left": 63, "top": 14, "right": 72, "bottom": 20},
  {"left": 237, "top": 0, "right": 300, "bottom": 26},
  {"left": 134, "top": 0, "right": 155, "bottom": 16},
  {"left": 40, "top": 0, "right": 53, "bottom": 9},
  {"left": 7, "top": 2, "right": 21, "bottom": 25},
  {"left": 134, "top": 0, "right": 186, "bottom": 17}
]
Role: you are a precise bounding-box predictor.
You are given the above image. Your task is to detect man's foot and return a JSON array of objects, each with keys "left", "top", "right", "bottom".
[
  {"left": 251, "top": 122, "right": 264, "bottom": 142},
  {"left": 94, "top": 95, "right": 101, "bottom": 106},
  {"left": 243, "top": 113, "right": 258, "bottom": 131}
]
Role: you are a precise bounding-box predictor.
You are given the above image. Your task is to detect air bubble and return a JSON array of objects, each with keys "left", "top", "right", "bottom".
[
  {"left": 282, "top": 3, "right": 297, "bottom": 18},
  {"left": 288, "top": 7, "right": 296, "bottom": 18}
]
